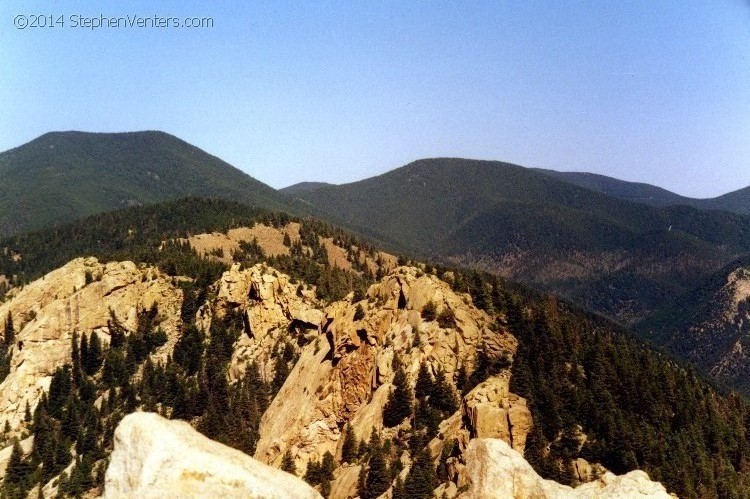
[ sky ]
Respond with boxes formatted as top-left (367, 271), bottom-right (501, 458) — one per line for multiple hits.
top-left (1, 1), bottom-right (749, 198)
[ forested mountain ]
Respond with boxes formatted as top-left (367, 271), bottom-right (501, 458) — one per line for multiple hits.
top-left (282, 158), bottom-right (750, 328)
top-left (0, 198), bottom-right (749, 498)
top-left (0, 131), bottom-right (297, 237)
top-left (535, 169), bottom-right (750, 216)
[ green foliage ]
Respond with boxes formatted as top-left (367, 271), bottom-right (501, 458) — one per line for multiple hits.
top-left (403, 444), bottom-right (436, 499)
top-left (281, 451), bottom-right (297, 475)
top-left (383, 356), bottom-right (413, 428)
top-left (341, 424), bottom-right (358, 463)
top-left (436, 308), bottom-right (456, 329)
top-left (358, 431), bottom-right (390, 499)
top-left (172, 325), bottom-right (204, 376)
top-left (414, 362), bottom-right (435, 400)
top-left (4, 313), bottom-right (14, 347)
top-left (353, 304), bottom-right (365, 321)
top-left (421, 300), bottom-right (437, 322)
top-left (0, 131), bottom-right (297, 237)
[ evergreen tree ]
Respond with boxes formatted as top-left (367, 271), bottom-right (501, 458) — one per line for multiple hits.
top-left (403, 445), bottom-right (436, 499)
top-left (383, 356), bottom-right (413, 427)
top-left (360, 431), bottom-right (389, 499)
top-left (414, 361), bottom-right (435, 400)
top-left (5, 440), bottom-right (32, 495)
top-left (429, 367), bottom-right (458, 415)
top-left (341, 424), bottom-right (358, 463)
top-left (4, 312), bottom-right (14, 347)
top-left (421, 301), bottom-right (437, 322)
top-left (84, 332), bottom-right (103, 375)
top-left (353, 304), bottom-right (366, 321)
top-left (173, 324), bottom-right (204, 376)
top-left (281, 450), bottom-right (297, 475)
top-left (391, 476), bottom-right (407, 499)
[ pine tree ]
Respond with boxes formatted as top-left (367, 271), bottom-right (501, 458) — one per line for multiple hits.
top-left (414, 361), bottom-right (435, 400)
top-left (341, 424), bottom-right (358, 463)
top-left (5, 440), bottom-right (31, 491)
top-left (421, 301), bottom-right (437, 322)
top-left (353, 304), bottom-right (366, 321)
top-left (403, 445), bottom-right (436, 499)
top-left (391, 476), bottom-right (407, 499)
top-left (383, 356), bottom-right (413, 427)
top-left (360, 431), bottom-right (389, 499)
top-left (320, 451), bottom-right (336, 482)
top-left (85, 332), bottom-right (103, 375)
top-left (4, 313), bottom-right (14, 347)
top-left (281, 450), bottom-right (297, 475)
top-left (430, 367), bottom-right (458, 415)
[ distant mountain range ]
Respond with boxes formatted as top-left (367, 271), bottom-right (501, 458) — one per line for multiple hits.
top-left (283, 158), bottom-right (750, 327)
top-left (534, 169), bottom-right (750, 216)
top-left (0, 131), bottom-right (296, 237)
top-left (3, 132), bottom-right (750, 393)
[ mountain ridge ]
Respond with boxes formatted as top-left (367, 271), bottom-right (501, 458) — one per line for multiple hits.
top-left (0, 130), bottom-right (298, 237)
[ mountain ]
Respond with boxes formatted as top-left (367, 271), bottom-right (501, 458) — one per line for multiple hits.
top-left (535, 169), bottom-right (750, 216)
top-left (282, 158), bottom-right (750, 326)
top-left (636, 257), bottom-right (750, 393)
top-left (533, 169), bottom-right (694, 207)
top-left (281, 182), bottom-right (335, 196)
top-left (701, 186), bottom-right (750, 216)
top-left (0, 198), bottom-right (748, 498)
top-left (0, 131), bottom-right (297, 237)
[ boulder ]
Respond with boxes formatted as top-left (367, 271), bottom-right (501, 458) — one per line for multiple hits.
top-left (461, 438), bottom-right (673, 499)
top-left (103, 412), bottom-right (322, 499)
top-left (463, 376), bottom-right (532, 452)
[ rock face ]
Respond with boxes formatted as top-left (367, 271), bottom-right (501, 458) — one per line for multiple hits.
top-left (252, 266), bottom-right (520, 475)
top-left (200, 263), bottom-right (324, 384)
top-left (463, 375), bottom-right (532, 452)
top-left (675, 266), bottom-right (750, 390)
top-left (0, 257), bottom-right (183, 430)
top-left (461, 438), bottom-right (673, 499)
top-left (103, 412), bottom-right (322, 499)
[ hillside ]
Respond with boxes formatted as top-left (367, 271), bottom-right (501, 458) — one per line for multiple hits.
top-left (0, 200), bottom-right (748, 498)
top-left (0, 131), bottom-right (296, 237)
top-left (283, 158), bottom-right (750, 326)
top-left (536, 169), bottom-right (750, 216)
top-left (281, 182), bottom-right (335, 196)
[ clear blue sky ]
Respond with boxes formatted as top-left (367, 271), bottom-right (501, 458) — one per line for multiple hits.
top-left (1, 1), bottom-right (748, 197)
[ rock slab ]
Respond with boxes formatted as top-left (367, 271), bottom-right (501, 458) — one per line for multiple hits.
top-left (462, 438), bottom-right (673, 499)
top-left (103, 412), bottom-right (322, 499)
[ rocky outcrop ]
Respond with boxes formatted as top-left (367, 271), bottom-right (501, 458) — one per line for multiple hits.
top-left (463, 375), bottom-right (532, 452)
top-left (0, 257), bottom-right (183, 430)
top-left (252, 266), bottom-right (519, 489)
top-left (202, 263), bottom-right (323, 383)
top-left (460, 438), bottom-right (673, 499)
top-left (103, 412), bottom-right (322, 499)
top-left (662, 265), bottom-right (750, 393)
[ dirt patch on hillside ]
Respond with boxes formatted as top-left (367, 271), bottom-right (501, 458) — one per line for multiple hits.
top-left (184, 223), bottom-right (302, 263)
top-left (321, 238), bottom-right (352, 271)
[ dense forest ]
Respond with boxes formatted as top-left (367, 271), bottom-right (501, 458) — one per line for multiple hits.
top-left (1, 198), bottom-right (750, 498)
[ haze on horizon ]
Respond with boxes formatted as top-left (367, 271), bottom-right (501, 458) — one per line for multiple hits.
top-left (1, 1), bottom-right (748, 198)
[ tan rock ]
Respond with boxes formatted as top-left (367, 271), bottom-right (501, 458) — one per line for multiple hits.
top-left (104, 412), bottom-right (322, 499)
top-left (0, 258), bottom-right (182, 430)
top-left (573, 457), bottom-right (606, 484)
top-left (463, 376), bottom-right (532, 452)
top-left (329, 464), bottom-right (362, 499)
top-left (460, 438), bottom-right (672, 499)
